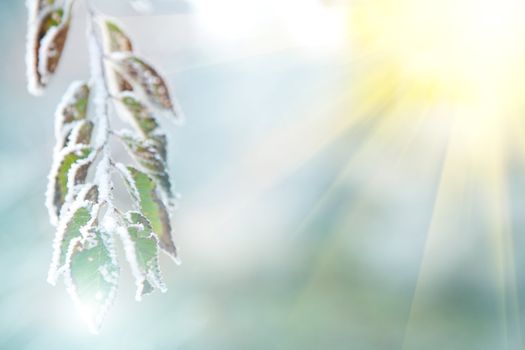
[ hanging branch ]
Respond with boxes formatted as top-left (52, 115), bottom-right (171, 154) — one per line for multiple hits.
top-left (26, 0), bottom-right (182, 333)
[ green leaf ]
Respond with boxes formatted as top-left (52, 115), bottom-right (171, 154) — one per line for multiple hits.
top-left (118, 93), bottom-right (159, 137)
top-left (116, 55), bottom-right (179, 117)
top-left (57, 81), bottom-right (90, 127)
top-left (98, 18), bottom-right (135, 97)
top-left (48, 184), bottom-right (99, 285)
top-left (55, 81), bottom-right (90, 148)
top-left (119, 132), bottom-right (172, 200)
top-left (47, 146), bottom-right (93, 223)
top-left (65, 227), bottom-right (119, 334)
top-left (121, 211), bottom-right (166, 300)
top-left (118, 165), bottom-right (178, 261)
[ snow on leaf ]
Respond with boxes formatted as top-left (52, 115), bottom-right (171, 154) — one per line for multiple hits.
top-left (65, 227), bottom-right (119, 334)
top-left (113, 54), bottom-right (181, 119)
top-left (48, 184), bottom-right (99, 285)
top-left (46, 145), bottom-right (93, 225)
top-left (120, 211), bottom-right (166, 300)
top-left (117, 165), bottom-right (178, 262)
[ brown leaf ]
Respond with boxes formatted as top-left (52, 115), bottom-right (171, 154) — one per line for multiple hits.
top-left (70, 120), bottom-right (94, 146)
top-left (118, 165), bottom-right (178, 261)
top-left (28, 5), bottom-right (72, 93)
top-left (39, 20), bottom-right (70, 84)
top-left (115, 55), bottom-right (179, 116)
top-left (120, 132), bottom-right (172, 199)
top-left (58, 81), bottom-right (90, 125)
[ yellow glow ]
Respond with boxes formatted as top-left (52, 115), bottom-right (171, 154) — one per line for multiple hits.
top-left (347, 1), bottom-right (525, 346)
top-left (352, 0), bottom-right (525, 105)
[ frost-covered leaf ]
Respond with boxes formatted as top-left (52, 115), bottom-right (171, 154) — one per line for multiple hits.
top-left (38, 12), bottom-right (71, 87)
top-left (54, 81), bottom-right (91, 151)
top-left (26, 2), bottom-right (72, 94)
top-left (48, 184), bottom-right (99, 284)
top-left (97, 18), bottom-right (135, 97)
top-left (47, 146), bottom-right (94, 224)
top-left (120, 211), bottom-right (166, 300)
top-left (118, 93), bottom-right (159, 137)
top-left (65, 227), bottom-right (119, 334)
top-left (100, 19), bottom-right (133, 53)
top-left (119, 131), bottom-right (172, 200)
top-left (56, 81), bottom-right (90, 127)
top-left (118, 165), bottom-right (178, 261)
top-left (69, 120), bottom-right (94, 146)
top-left (26, 0), bottom-right (56, 94)
top-left (114, 54), bottom-right (180, 118)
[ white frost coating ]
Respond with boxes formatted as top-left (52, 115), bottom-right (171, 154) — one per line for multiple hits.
top-left (115, 127), bottom-right (140, 141)
top-left (87, 22), bottom-right (109, 150)
top-left (47, 183), bottom-right (100, 285)
top-left (61, 150), bottom-right (97, 217)
top-left (54, 80), bottom-right (86, 138)
top-left (117, 213), bottom-right (166, 301)
top-left (26, 0), bottom-right (43, 95)
top-left (115, 162), bottom-right (141, 210)
top-left (27, 0), bottom-right (73, 94)
top-left (67, 119), bottom-right (91, 145)
top-left (45, 143), bottom-right (91, 226)
top-left (94, 154), bottom-right (112, 204)
top-left (116, 128), bottom-right (175, 209)
top-left (37, 23), bottom-right (62, 86)
top-left (63, 230), bottom-right (119, 334)
top-left (62, 235), bottom-right (82, 286)
top-left (116, 224), bottom-right (147, 300)
top-left (48, 80), bottom-right (93, 226)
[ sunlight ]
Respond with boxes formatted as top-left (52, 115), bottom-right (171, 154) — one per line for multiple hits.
top-left (278, 0), bottom-right (348, 52)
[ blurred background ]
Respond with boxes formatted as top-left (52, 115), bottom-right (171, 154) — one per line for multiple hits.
top-left (2, 0), bottom-right (525, 349)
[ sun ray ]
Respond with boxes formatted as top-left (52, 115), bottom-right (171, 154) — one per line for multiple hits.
top-left (402, 100), bottom-right (523, 350)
